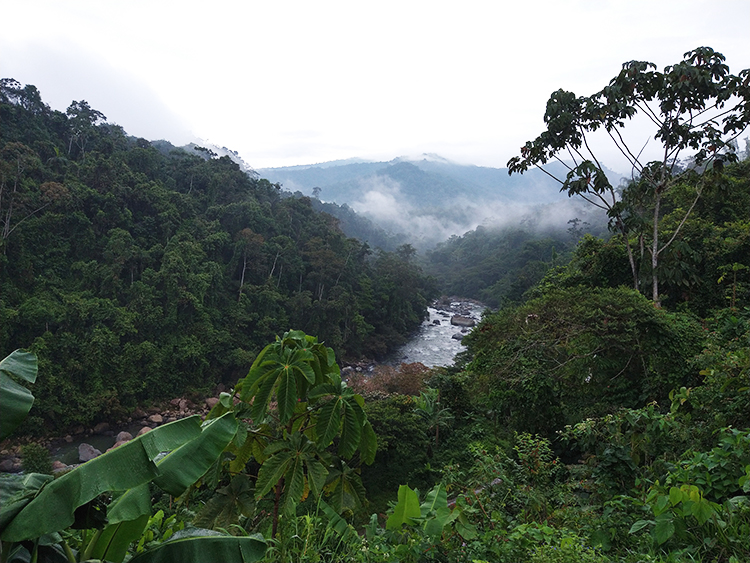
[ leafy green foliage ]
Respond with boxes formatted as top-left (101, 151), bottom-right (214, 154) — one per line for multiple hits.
top-left (461, 286), bottom-right (703, 436)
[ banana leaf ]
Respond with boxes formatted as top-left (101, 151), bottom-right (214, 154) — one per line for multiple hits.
top-left (127, 535), bottom-right (266, 563)
top-left (0, 350), bottom-right (38, 440)
top-left (1, 416), bottom-right (204, 542)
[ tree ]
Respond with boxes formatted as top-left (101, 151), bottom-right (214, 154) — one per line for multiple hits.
top-left (209, 330), bottom-right (377, 538)
top-left (66, 99), bottom-right (106, 158)
top-left (508, 47), bottom-right (750, 305)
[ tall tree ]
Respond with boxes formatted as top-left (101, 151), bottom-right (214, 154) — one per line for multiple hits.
top-left (508, 47), bottom-right (750, 305)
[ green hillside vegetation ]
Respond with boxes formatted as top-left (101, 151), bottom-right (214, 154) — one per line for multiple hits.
top-left (0, 78), bottom-right (435, 433)
top-left (1, 47), bottom-right (750, 563)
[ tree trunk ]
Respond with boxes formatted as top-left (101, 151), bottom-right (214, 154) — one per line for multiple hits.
top-left (651, 191), bottom-right (661, 307)
top-left (271, 477), bottom-right (284, 538)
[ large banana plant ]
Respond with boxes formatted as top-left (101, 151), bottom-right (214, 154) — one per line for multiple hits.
top-left (0, 391), bottom-right (266, 563)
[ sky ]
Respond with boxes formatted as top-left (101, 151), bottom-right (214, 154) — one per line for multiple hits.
top-left (2, 0), bottom-right (749, 173)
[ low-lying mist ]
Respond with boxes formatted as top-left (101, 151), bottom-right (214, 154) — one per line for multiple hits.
top-left (347, 176), bottom-right (607, 249)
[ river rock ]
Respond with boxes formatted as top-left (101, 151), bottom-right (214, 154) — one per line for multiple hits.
top-left (93, 422), bottom-right (110, 434)
top-left (107, 440), bottom-right (129, 452)
top-left (116, 431), bottom-right (133, 442)
top-left (137, 426), bottom-right (152, 436)
top-left (0, 459), bottom-right (14, 472)
top-left (206, 397), bottom-right (220, 409)
top-left (132, 407), bottom-right (147, 419)
top-left (52, 460), bottom-right (69, 472)
top-left (79, 443), bottom-right (102, 462)
top-left (147, 414), bottom-right (163, 424)
top-left (452, 333), bottom-right (464, 341)
top-left (432, 319), bottom-right (441, 325)
top-left (450, 315), bottom-right (475, 327)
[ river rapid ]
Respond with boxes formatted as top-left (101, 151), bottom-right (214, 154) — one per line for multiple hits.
top-left (386, 298), bottom-right (487, 368)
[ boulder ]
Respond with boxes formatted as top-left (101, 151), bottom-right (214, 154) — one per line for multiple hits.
top-left (205, 397), bottom-right (220, 409)
top-left (450, 315), bottom-right (475, 327)
top-left (52, 460), bottom-right (69, 472)
top-left (64, 435), bottom-right (73, 443)
top-left (452, 333), bottom-right (464, 341)
top-left (147, 414), bottom-right (163, 425)
top-left (107, 440), bottom-right (129, 452)
top-left (116, 431), bottom-right (133, 442)
top-left (432, 319), bottom-right (441, 325)
top-left (137, 426), bottom-right (152, 436)
top-left (93, 422), bottom-right (110, 434)
top-left (78, 443), bottom-right (102, 462)
top-left (0, 459), bottom-right (14, 472)
top-left (132, 407), bottom-right (147, 419)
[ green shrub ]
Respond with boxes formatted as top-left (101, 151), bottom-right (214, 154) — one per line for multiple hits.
top-left (20, 442), bottom-right (52, 474)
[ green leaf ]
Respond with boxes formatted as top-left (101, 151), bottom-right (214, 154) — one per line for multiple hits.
top-left (316, 398), bottom-right (342, 447)
top-left (255, 451), bottom-right (292, 499)
top-left (691, 498), bottom-right (715, 525)
top-left (359, 421), bottom-right (377, 465)
top-left (153, 413), bottom-right (238, 497)
top-left (128, 535), bottom-right (266, 563)
top-left (276, 365), bottom-right (298, 424)
top-left (629, 519), bottom-right (653, 534)
top-left (88, 514), bottom-right (149, 563)
top-left (0, 350), bottom-right (38, 440)
top-left (669, 486), bottom-right (683, 506)
top-left (318, 499), bottom-right (354, 539)
top-left (338, 402), bottom-right (361, 459)
top-left (421, 484), bottom-right (448, 517)
top-left (107, 484), bottom-right (152, 524)
top-left (653, 513), bottom-right (675, 545)
top-left (0, 473), bottom-right (53, 534)
top-left (653, 494), bottom-right (670, 516)
top-left (386, 485), bottom-right (421, 530)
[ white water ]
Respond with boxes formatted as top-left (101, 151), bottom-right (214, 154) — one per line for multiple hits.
top-left (387, 300), bottom-right (487, 368)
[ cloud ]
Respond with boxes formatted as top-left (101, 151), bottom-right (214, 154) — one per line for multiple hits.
top-left (1, 40), bottom-right (196, 144)
top-left (349, 176), bottom-right (605, 248)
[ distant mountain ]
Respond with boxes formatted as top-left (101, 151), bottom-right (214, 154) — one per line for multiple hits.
top-left (259, 155), bottom-right (614, 249)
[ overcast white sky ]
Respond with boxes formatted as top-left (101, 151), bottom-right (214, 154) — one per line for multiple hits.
top-left (2, 0), bottom-right (749, 172)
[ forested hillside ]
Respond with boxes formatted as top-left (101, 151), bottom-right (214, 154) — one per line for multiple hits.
top-left (0, 79), bottom-right (435, 431)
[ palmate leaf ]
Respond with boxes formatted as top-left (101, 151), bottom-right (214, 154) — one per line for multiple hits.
top-left (0, 349), bottom-right (38, 440)
top-left (127, 535), bottom-right (266, 563)
top-left (325, 459), bottom-right (367, 513)
top-left (194, 475), bottom-right (255, 530)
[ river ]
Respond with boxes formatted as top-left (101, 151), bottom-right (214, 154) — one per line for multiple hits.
top-left (386, 299), bottom-right (487, 368)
